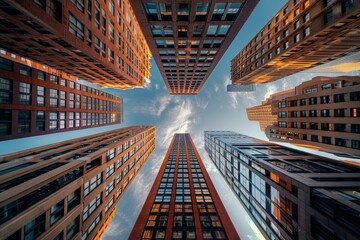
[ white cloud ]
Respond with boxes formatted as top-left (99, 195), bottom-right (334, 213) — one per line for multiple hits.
top-left (155, 84), bottom-right (159, 90)
top-left (160, 99), bottom-right (194, 147)
top-left (144, 81), bottom-right (152, 89)
top-left (155, 95), bottom-right (172, 116)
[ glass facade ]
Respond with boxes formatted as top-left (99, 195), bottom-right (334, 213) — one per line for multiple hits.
top-left (205, 131), bottom-right (360, 240)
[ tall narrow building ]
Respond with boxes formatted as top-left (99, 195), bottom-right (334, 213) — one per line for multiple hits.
top-left (247, 90), bottom-right (294, 132)
top-left (0, 51), bottom-right (122, 141)
top-left (130, 134), bottom-right (239, 240)
top-left (247, 76), bottom-right (360, 156)
top-left (0, 0), bottom-right (152, 89)
top-left (132, 0), bottom-right (259, 94)
top-left (231, 0), bottom-right (360, 88)
top-left (0, 126), bottom-right (155, 240)
top-left (205, 131), bottom-right (360, 240)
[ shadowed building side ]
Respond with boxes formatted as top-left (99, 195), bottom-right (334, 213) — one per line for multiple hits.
top-left (0, 126), bottom-right (155, 240)
top-left (132, 0), bottom-right (259, 94)
top-left (0, 0), bottom-right (152, 89)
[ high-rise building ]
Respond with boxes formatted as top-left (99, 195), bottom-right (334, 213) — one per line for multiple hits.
top-left (0, 0), bottom-right (152, 89)
top-left (130, 133), bottom-right (239, 240)
top-left (0, 51), bottom-right (122, 141)
top-left (205, 131), bottom-right (360, 240)
top-left (231, 0), bottom-right (360, 87)
top-left (0, 126), bottom-right (155, 240)
top-left (247, 76), bottom-right (360, 156)
top-left (247, 90), bottom-right (294, 131)
top-left (132, 1), bottom-right (259, 94)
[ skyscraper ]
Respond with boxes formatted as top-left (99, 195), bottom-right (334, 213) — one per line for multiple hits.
top-left (130, 133), bottom-right (239, 240)
top-left (132, 0), bottom-right (259, 94)
top-left (246, 90), bottom-right (295, 131)
top-left (0, 0), bottom-right (152, 89)
top-left (0, 126), bottom-right (155, 240)
top-left (205, 131), bottom-right (360, 240)
top-left (0, 51), bottom-right (122, 141)
top-left (231, 0), bottom-right (360, 87)
top-left (247, 76), bottom-right (360, 156)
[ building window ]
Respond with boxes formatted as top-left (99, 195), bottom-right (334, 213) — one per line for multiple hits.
top-left (304, 0), bottom-right (310, 8)
top-left (105, 180), bottom-right (114, 196)
top-left (294, 20), bottom-right (300, 30)
top-left (50, 200), bottom-right (64, 225)
top-left (84, 173), bottom-right (102, 196)
top-left (49, 74), bottom-right (58, 84)
top-left (303, 12), bottom-right (310, 23)
top-left (351, 108), bottom-right (360, 117)
top-left (195, 3), bottom-right (209, 21)
top-left (69, 13), bottom-right (84, 41)
top-left (352, 140), bottom-right (360, 149)
top-left (351, 124), bottom-right (360, 134)
top-left (36, 86), bottom-right (45, 106)
top-left (324, 11), bottom-right (333, 24)
top-left (0, 77), bottom-right (12, 104)
top-left (19, 82), bottom-right (31, 105)
top-left (350, 91), bottom-right (360, 101)
top-left (276, 47), bottom-right (280, 54)
top-left (311, 135), bottom-right (318, 142)
top-left (335, 138), bottom-right (346, 147)
top-left (105, 197), bottom-right (114, 212)
top-left (68, 189), bottom-right (80, 212)
top-left (334, 124), bottom-right (346, 132)
top-left (342, 0), bottom-right (353, 13)
top-left (83, 193), bottom-right (101, 221)
top-left (36, 111), bottom-right (45, 132)
top-left (309, 97), bottom-right (317, 105)
top-left (71, 0), bottom-right (84, 12)
top-left (59, 112), bottom-right (66, 129)
top-left (0, 109), bottom-right (11, 136)
top-left (18, 110), bottom-right (31, 134)
top-left (19, 65), bottom-right (31, 76)
top-left (322, 137), bottom-right (331, 144)
top-left (82, 213), bottom-right (101, 240)
top-left (334, 93), bottom-right (345, 103)
top-left (106, 148), bottom-right (115, 161)
top-left (94, 36), bottom-right (106, 57)
top-left (0, 57), bottom-right (13, 71)
top-left (60, 91), bottom-right (66, 108)
top-left (66, 216), bottom-right (79, 240)
top-left (36, 70), bottom-right (45, 81)
top-left (309, 110), bottom-right (317, 117)
top-left (321, 109), bottom-right (330, 117)
top-left (49, 112), bottom-right (58, 130)
top-left (334, 109), bottom-right (345, 117)
top-left (177, 3), bottom-right (189, 21)
top-left (50, 89), bottom-right (58, 107)
top-left (106, 164), bottom-right (115, 178)
top-left (24, 214), bottom-right (45, 240)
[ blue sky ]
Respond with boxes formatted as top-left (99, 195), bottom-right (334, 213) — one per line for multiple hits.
top-left (1, 0), bottom-right (360, 239)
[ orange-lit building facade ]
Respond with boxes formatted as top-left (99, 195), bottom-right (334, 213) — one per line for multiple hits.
top-left (0, 51), bottom-right (122, 141)
top-left (0, 0), bottom-right (151, 89)
top-left (130, 134), bottom-right (239, 240)
top-left (266, 76), bottom-right (360, 155)
top-left (0, 126), bottom-right (155, 240)
top-left (231, 0), bottom-right (360, 86)
top-left (131, 0), bottom-right (259, 94)
top-left (248, 76), bottom-right (360, 156)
